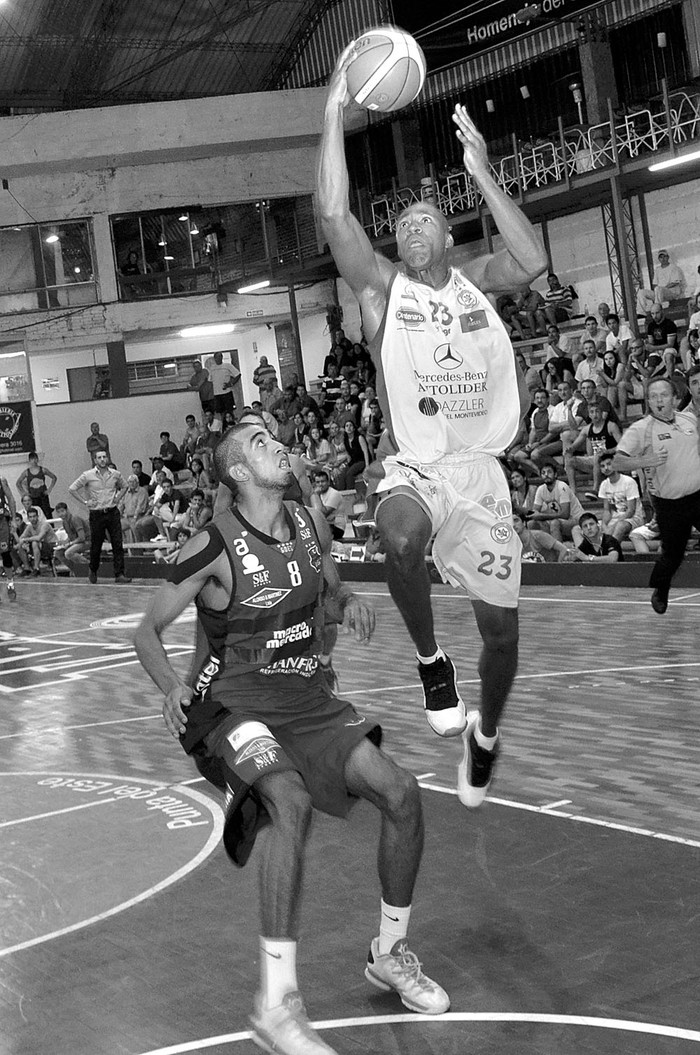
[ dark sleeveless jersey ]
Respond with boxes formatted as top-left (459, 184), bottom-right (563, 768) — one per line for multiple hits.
top-left (194, 502), bottom-right (323, 688)
top-left (586, 419), bottom-right (617, 456)
top-left (0, 484), bottom-right (11, 519)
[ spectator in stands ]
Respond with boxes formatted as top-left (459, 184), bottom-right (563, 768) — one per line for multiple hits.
top-left (172, 488), bottom-right (212, 536)
top-left (688, 266), bottom-right (700, 315)
top-left (85, 421), bottom-right (110, 465)
top-left (575, 511), bottom-right (623, 563)
top-left (543, 324), bottom-right (575, 369)
top-left (597, 451), bottom-right (644, 544)
top-left (290, 412), bottom-right (307, 447)
top-left (580, 315), bottom-right (607, 355)
top-left (515, 350), bottom-right (543, 401)
top-left (637, 250), bottom-right (686, 314)
top-left (194, 409), bottom-right (222, 469)
top-left (511, 388), bottom-right (552, 475)
top-left (295, 384), bottom-right (321, 419)
top-left (532, 462), bottom-right (585, 542)
top-left (131, 459), bottom-right (151, 488)
top-left (497, 293), bottom-right (526, 340)
top-left (542, 357), bottom-right (575, 402)
top-left (618, 338), bottom-right (648, 418)
top-left (339, 379), bottom-right (361, 424)
top-left (687, 293), bottom-right (700, 333)
top-left (644, 304), bottom-right (678, 354)
top-left (304, 410), bottom-right (323, 438)
top-left (680, 328), bottom-right (700, 371)
top-left (597, 350), bottom-right (625, 407)
top-left (16, 506), bottom-right (56, 575)
top-left (188, 360), bottom-right (214, 414)
top-left (321, 361), bottom-right (343, 417)
top-left (273, 407), bottom-right (295, 448)
top-left (577, 377), bottom-right (621, 429)
top-left (509, 469), bottom-right (538, 519)
top-left (309, 469), bottom-right (345, 540)
top-left (19, 493), bottom-right (47, 526)
top-left (187, 457), bottom-right (216, 503)
top-left (323, 328), bottom-right (348, 375)
top-left (338, 341), bottom-right (361, 380)
top-left (512, 510), bottom-right (572, 562)
top-left (359, 384), bottom-right (377, 430)
top-left (250, 400), bottom-right (278, 436)
top-left (154, 527), bottom-right (191, 565)
top-left (544, 272), bottom-right (577, 324)
top-left (364, 398), bottom-right (384, 454)
top-left (302, 426), bottom-right (333, 472)
top-left (119, 474), bottom-right (149, 542)
top-left (180, 414), bottom-right (203, 466)
top-left (575, 338), bottom-right (605, 391)
top-left (135, 478), bottom-right (180, 542)
top-left (208, 351), bottom-right (239, 421)
top-left (53, 501), bottom-right (90, 565)
top-left (279, 383), bottom-right (302, 419)
top-left (564, 397), bottom-right (622, 498)
top-left (148, 456), bottom-right (174, 489)
top-left (596, 302), bottom-right (611, 328)
top-left (260, 376), bottom-right (283, 416)
top-left (531, 380), bottom-right (586, 468)
top-left (354, 341), bottom-right (375, 387)
top-left (605, 313), bottom-right (633, 363)
top-left (158, 431), bottom-right (185, 473)
top-left (252, 356), bottom-right (278, 394)
top-left (327, 419), bottom-right (350, 480)
top-left (16, 451), bottom-right (57, 518)
top-left (515, 286), bottom-right (547, 336)
top-left (338, 419), bottom-right (371, 493)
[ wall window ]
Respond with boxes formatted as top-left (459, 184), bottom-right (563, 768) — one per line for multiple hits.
top-left (0, 220), bottom-right (98, 315)
top-left (111, 197), bottom-right (314, 302)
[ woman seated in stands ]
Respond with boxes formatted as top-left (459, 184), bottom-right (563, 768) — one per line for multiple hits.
top-left (542, 357), bottom-right (575, 402)
top-left (301, 425), bottom-right (332, 473)
top-left (680, 328), bottom-right (700, 371)
top-left (327, 419), bottom-right (351, 488)
top-left (187, 456), bottom-right (216, 503)
top-left (336, 419), bottom-right (371, 494)
top-left (509, 468), bottom-right (539, 519)
top-left (597, 350), bottom-right (624, 407)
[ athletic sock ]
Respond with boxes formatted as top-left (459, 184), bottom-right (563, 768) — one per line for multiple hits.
top-left (474, 717), bottom-right (498, 752)
top-left (259, 937), bottom-right (298, 1009)
top-left (416, 646), bottom-right (445, 666)
top-left (378, 900), bottom-right (411, 955)
top-left (318, 654), bottom-right (332, 666)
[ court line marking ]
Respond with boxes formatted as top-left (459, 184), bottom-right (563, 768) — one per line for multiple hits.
top-left (132, 1012), bottom-right (700, 1054)
top-left (0, 714), bottom-right (162, 740)
top-left (0, 648), bottom-right (193, 695)
top-left (0, 773), bottom-right (224, 959)
top-left (341, 660), bottom-right (700, 696)
top-left (419, 782), bottom-right (700, 850)
top-left (0, 797), bottom-right (118, 829)
top-left (350, 591), bottom-right (700, 607)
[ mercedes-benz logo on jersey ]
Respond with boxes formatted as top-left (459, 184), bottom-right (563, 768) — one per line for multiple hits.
top-left (433, 344), bottom-right (463, 371)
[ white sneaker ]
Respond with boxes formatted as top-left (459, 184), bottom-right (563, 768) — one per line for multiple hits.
top-left (250, 991), bottom-right (338, 1055)
top-left (457, 713), bottom-right (500, 808)
top-left (417, 653), bottom-right (466, 737)
top-left (365, 937), bottom-right (450, 1014)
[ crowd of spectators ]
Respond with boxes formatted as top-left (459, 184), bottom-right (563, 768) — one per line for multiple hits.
top-left (4, 273), bottom-right (700, 579)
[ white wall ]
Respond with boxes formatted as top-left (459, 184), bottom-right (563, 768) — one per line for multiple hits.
top-left (637, 177), bottom-right (700, 290)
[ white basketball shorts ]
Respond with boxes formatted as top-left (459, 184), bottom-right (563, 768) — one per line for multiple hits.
top-left (375, 452), bottom-right (522, 607)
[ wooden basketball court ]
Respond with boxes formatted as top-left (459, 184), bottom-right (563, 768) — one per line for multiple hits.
top-left (2, 577), bottom-right (700, 1055)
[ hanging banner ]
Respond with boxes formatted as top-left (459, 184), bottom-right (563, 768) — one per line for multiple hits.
top-left (417, 0), bottom-right (603, 69)
top-left (0, 401), bottom-right (36, 455)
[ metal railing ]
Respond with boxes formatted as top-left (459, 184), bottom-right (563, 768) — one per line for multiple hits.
top-left (368, 87), bottom-right (700, 237)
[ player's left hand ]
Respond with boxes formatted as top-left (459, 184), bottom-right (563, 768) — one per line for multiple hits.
top-left (343, 596), bottom-right (375, 643)
top-left (452, 104), bottom-right (489, 178)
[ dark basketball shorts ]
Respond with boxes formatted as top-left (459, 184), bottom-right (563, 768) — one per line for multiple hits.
top-left (203, 687), bottom-right (381, 819)
top-left (0, 518), bottom-right (10, 553)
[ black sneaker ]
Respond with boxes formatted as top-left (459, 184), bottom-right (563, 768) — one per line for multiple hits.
top-left (417, 654), bottom-right (466, 737)
top-left (457, 713), bottom-right (499, 808)
top-left (7, 583), bottom-right (16, 602)
top-left (651, 588), bottom-right (668, 614)
top-left (88, 571), bottom-right (97, 584)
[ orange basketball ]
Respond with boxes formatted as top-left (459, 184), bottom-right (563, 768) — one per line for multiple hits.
top-left (347, 26), bottom-right (426, 113)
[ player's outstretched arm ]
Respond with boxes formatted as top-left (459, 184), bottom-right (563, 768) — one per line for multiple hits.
top-left (309, 507), bottom-right (375, 643)
top-left (134, 530), bottom-right (225, 735)
top-left (317, 44), bottom-right (392, 313)
top-left (452, 104), bottom-right (547, 292)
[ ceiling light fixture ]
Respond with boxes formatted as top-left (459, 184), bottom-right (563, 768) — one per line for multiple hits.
top-left (237, 278), bottom-right (271, 294)
top-left (45, 233), bottom-right (59, 244)
top-left (648, 149), bottom-right (700, 172)
top-left (179, 323), bottom-right (236, 338)
top-left (190, 225), bottom-right (199, 236)
top-left (178, 213), bottom-right (189, 221)
top-left (164, 254), bottom-right (174, 260)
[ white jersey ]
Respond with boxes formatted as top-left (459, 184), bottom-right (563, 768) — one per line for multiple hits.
top-left (371, 268), bottom-right (520, 463)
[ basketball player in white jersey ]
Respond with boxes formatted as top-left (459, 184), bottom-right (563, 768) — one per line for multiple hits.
top-left (318, 45), bottom-right (547, 806)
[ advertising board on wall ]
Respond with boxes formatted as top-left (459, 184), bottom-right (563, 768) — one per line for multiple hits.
top-left (0, 401), bottom-right (36, 455)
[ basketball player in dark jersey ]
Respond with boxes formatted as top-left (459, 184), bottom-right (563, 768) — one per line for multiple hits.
top-left (318, 46), bottom-right (547, 806)
top-left (0, 476), bottom-right (17, 601)
top-left (135, 422), bottom-right (449, 1055)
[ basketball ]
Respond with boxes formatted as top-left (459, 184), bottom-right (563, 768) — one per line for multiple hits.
top-left (347, 27), bottom-right (426, 113)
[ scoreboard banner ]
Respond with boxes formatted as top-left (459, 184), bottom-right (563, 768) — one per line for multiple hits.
top-left (0, 401), bottom-right (36, 455)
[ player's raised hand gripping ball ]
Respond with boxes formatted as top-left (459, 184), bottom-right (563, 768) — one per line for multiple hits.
top-left (346, 26), bottom-right (426, 113)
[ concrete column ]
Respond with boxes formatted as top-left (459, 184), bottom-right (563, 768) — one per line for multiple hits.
top-left (578, 19), bottom-right (619, 126)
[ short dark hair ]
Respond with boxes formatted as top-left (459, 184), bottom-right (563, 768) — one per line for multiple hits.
top-left (584, 315), bottom-right (597, 325)
top-left (54, 502), bottom-right (68, 512)
top-left (599, 451), bottom-right (615, 465)
top-left (28, 450), bottom-right (38, 459)
top-left (190, 488), bottom-right (205, 500)
top-left (687, 364), bottom-right (700, 380)
top-left (606, 313), bottom-right (619, 325)
top-left (160, 431), bottom-right (170, 438)
top-left (579, 512), bottom-right (598, 526)
top-left (312, 469), bottom-right (330, 483)
top-left (213, 422), bottom-right (258, 491)
top-left (132, 459), bottom-right (143, 469)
